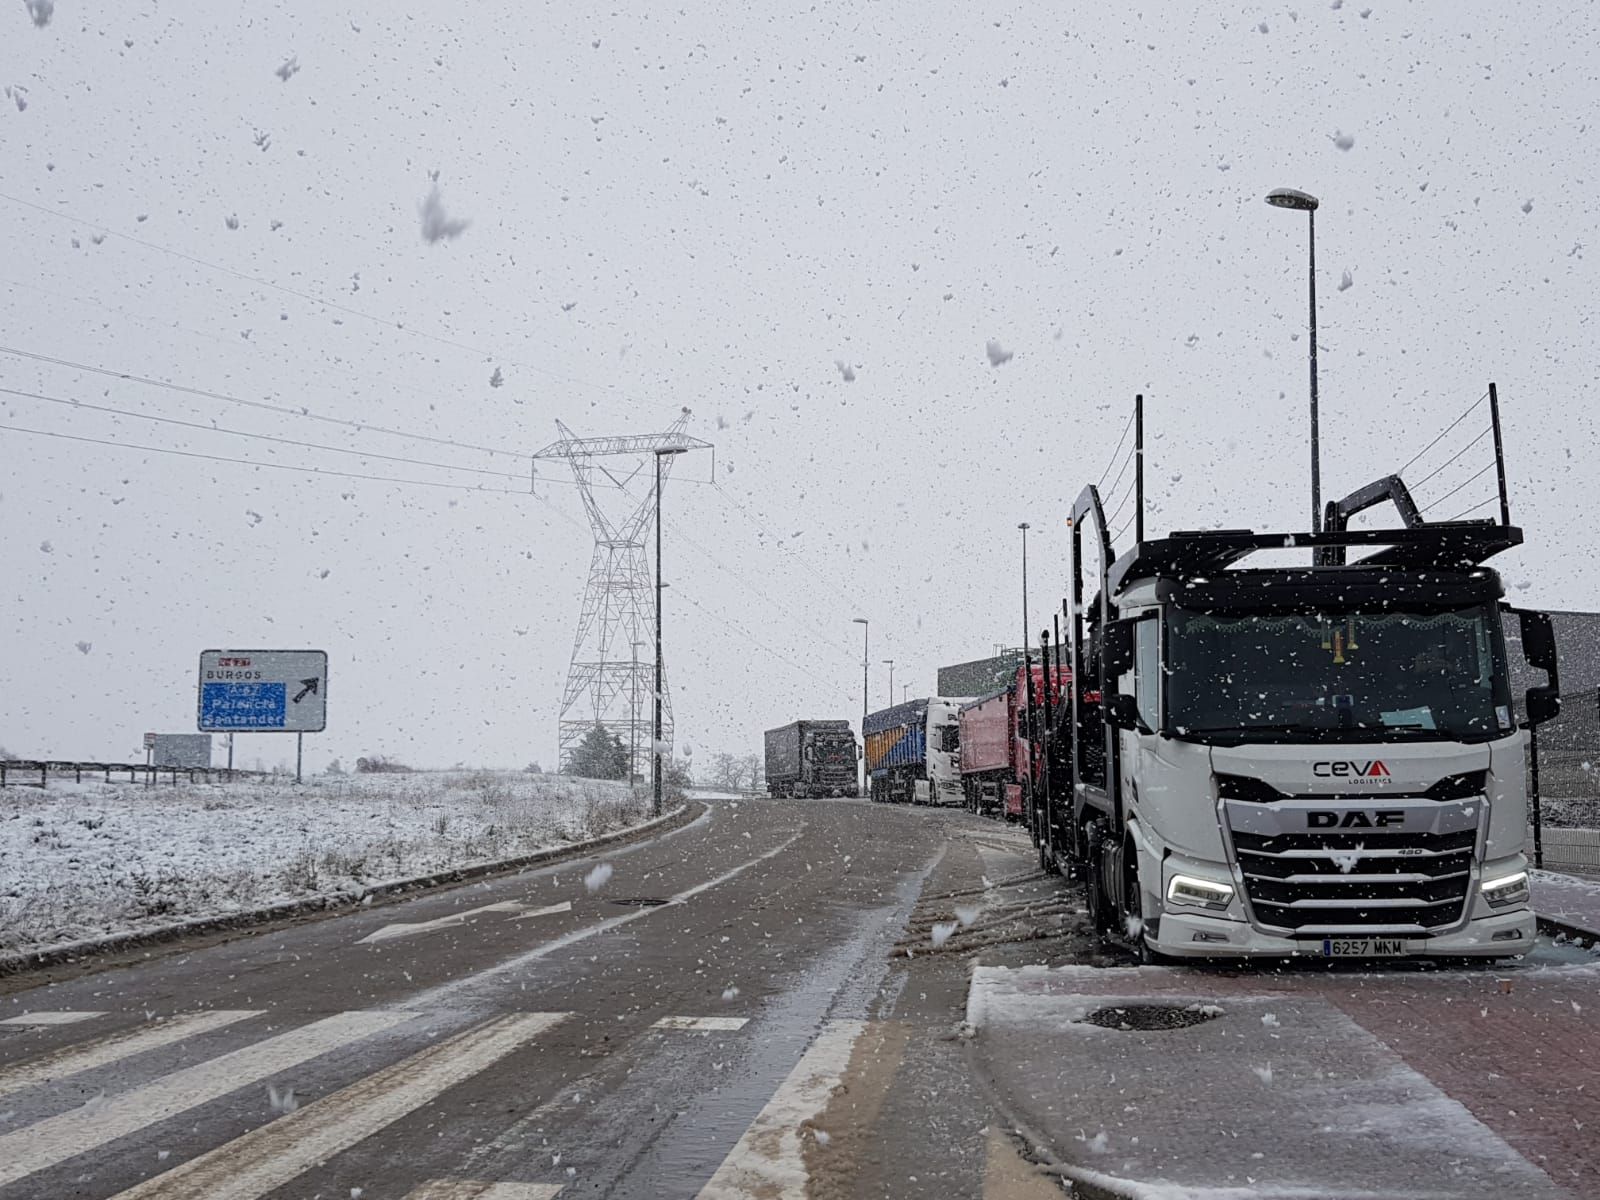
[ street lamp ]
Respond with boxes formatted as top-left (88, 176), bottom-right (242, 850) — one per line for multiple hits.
top-left (852, 617), bottom-right (869, 795)
top-left (1018, 522), bottom-right (1031, 658)
top-left (653, 446), bottom-right (688, 817)
top-left (1266, 186), bottom-right (1322, 532)
top-left (883, 659), bottom-right (895, 707)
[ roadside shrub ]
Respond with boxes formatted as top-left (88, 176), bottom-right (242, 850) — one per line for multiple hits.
top-left (356, 756), bottom-right (412, 774)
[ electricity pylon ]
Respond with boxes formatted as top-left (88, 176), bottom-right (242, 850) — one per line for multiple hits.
top-left (533, 415), bottom-right (711, 776)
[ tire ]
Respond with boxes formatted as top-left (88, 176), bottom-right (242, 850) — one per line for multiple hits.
top-left (1083, 824), bottom-right (1110, 934)
top-left (1124, 846), bottom-right (1160, 964)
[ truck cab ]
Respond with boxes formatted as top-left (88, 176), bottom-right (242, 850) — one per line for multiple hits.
top-left (1057, 484), bottom-right (1560, 961)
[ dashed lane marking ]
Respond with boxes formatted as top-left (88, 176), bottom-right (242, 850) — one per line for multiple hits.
top-left (694, 1019), bottom-right (868, 1199)
top-left (108, 1012), bottom-right (571, 1200)
top-left (0, 1009), bottom-right (261, 1100)
top-left (651, 1016), bottom-right (749, 1032)
top-left (396, 833), bottom-right (804, 1011)
top-left (359, 899), bottom-right (571, 944)
top-left (0, 1009), bottom-right (414, 1189)
top-left (0, 1010), bottom-right (105, 1026)
top-left (403, 1182), bottom-right (564, 1199)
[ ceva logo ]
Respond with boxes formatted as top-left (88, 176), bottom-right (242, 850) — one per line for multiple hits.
top-left (1312, 760), bottom-right (1390, 779)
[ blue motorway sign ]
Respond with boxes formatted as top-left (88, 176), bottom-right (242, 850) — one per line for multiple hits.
top-left (201, 681), bottom-right (287, 729)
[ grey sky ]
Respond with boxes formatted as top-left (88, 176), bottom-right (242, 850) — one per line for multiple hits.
top-left (2, 1), bottom-right (1595, 769)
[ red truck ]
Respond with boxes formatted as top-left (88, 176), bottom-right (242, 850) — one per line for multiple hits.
top-left (957, 662), bottom-right (1071, 819)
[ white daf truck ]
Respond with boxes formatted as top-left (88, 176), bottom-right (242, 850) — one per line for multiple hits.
top-left (1045, 473), bottom-right (1560, 961)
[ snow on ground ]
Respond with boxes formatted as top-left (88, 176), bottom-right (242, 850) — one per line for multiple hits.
top-left (0, 771), bottom-right (650, 956)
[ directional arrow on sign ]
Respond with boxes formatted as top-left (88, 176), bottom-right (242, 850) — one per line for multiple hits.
top-left (357, 899), bottom-right (571, 945)
top-left (292, 677), bottom-right (320, 704)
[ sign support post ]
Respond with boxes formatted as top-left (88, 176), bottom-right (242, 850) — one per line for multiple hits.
top-left (296, 732), bottom-right (303, 785)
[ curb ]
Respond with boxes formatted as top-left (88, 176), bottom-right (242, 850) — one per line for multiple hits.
top-left (1536, 913), bottom-right (1600, 950)
top-left (0, 801), bottom-right (699, 979)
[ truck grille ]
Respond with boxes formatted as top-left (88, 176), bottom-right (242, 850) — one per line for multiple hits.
top-left (1230, 827), bottom-right (1475, 935)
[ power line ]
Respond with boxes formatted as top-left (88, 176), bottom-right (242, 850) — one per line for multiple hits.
top-left (0, 421), bottom-right (527, 494)
top-left (1409, 425), bottom-right (1493, 493)
top-left (0, 344), bottom-right (515, 459)
top-left (0, 385), bottom-right (530, 481)
top-left (712, 481), bottom-right (874, 608)
top-left (1443, 495), bottom-right (1499, 524)
top-left (1419, 461), bottom-right (1497, 515)
top-left (2, 275), bottom-right (525, 423)
top-left (1097, 407), bottom-right (1136, 489)
top-left (1397, 391), bottom-right (1489, 477)
top-left (669, 585), bottom-right (844, 692)
top-left (0, 190), bottom-right (633, 401)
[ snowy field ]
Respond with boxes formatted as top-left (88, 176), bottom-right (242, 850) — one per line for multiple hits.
top-left (0, 771), bottom-right (651, 957)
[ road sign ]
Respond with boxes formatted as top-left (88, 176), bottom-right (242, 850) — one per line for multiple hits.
top-left (197, 649), bottom-right (328, 733)
top-left (143, 731), bottom-right (156, 749)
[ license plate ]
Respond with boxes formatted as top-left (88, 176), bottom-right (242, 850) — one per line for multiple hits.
top-left (1322, 938), bottom-right (1409, 957)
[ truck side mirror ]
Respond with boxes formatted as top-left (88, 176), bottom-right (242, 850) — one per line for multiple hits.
top-left (1526, 686), bottom-right (1560, 728)
top-left (1105, 692), bottom-right (1141, 731)
top-left (1517, 609), bottom-right (1558, 675)
top-left (1512, 609), bottom-right (1561, 728)
top-left (1103, 619), bottom-right (1136, 678)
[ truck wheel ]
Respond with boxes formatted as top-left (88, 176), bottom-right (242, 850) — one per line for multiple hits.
top-left (1124, 853), bottom-right (1159, 964)
top-left (1083, 823), bottom-right (1109, 934)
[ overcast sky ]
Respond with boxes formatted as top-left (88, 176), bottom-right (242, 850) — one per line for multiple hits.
top-left (2, 1), bottom-right (1595, 771)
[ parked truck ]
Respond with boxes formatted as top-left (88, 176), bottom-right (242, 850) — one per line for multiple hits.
top-left (1044, 466), bottom-right (1560, 962)
top-left (764, 720), bottom-right (859, 798)
top-left (958, 662), bottom-right (1072, 819)
top-left (864, 697), bottom-right (968, 805)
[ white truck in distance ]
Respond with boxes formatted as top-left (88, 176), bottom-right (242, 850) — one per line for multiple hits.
top-left (1047, 474), bottom-right (1560, 961)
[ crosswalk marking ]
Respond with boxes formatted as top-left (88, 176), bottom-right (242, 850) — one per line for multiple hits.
top-left (0, 1010), bottom-right (105, 1026)
top-left (0, 1009), bottom-right (412, 1188)
top-left (109, 1012), bottom-right (571, 1200)
top-left (651, 1016), bottom-right (749, 1032)
top-left (695, 1019), bottom-right (867, 1199)
top-left (0, 1009), bottom-right (261, 1100)
top-left (404, 1182), bottom-right (564, 1199)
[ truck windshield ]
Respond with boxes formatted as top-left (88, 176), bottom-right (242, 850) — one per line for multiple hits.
top-left (817, 739), bottom-right (855, 764)
top-left (1165, 604), bottom-right (1513, 742)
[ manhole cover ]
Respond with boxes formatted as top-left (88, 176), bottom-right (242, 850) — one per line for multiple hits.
top-left (1079, 1003), bottom-right (1220, 1031)
top-left (607, 897), bottom-right (670, 907)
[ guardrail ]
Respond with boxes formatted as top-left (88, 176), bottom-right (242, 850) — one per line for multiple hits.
top-left (0, 760), bottom-right (267, 789)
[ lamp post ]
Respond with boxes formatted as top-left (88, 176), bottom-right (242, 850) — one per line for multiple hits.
top-left (1265, 186), bottom-right (1322, 532)
top-left (1018, 522), bottom-right (1031, 659)
top-left (852, 617), bottom-right (869, 796)
top-left (653, 446), bottom-right (688, 817)
top-left (883, 659), bottom-right (895, 707)
top-left (630, 639), bottom-right (645, 786)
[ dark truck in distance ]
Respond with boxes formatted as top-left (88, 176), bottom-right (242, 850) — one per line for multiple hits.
top-left (764, 720), bottom-right (860, 798)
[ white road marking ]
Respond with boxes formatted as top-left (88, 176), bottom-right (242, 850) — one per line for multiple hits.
top-left (404, 1182), bottom-right (564, 1200)
top-left (695, 1019), bottom-right (868, 1199)
top-left (0, 1009), bottom-right (261, 1100)
top-left (510, 900), bottom-right (573, 921)
top-left (359, 898), bottom-right (569, 944)
top-left (0, 1009), bottom-right (413, 1188)
top-left (0, 1010), bottom-right (104, 1026)
top-left (399, 833), bottom-right (805, 1011)
top-left (652, 1016), bottom-right (749, 1032)
top-left (108, 1012), bottom-right (570, 1200)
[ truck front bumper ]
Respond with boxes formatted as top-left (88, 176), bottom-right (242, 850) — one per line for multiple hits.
top-left (1149, 907), bottom-right (1536, 959)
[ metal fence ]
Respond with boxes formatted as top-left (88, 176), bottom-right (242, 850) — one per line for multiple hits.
top-left (0, 760), bottom-right (266, 789)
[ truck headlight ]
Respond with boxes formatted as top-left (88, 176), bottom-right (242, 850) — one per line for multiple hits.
top-left (1167, 874), bottom-right (1234, 911)
top-left (1480, 871), bottom-right (1529, 908)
